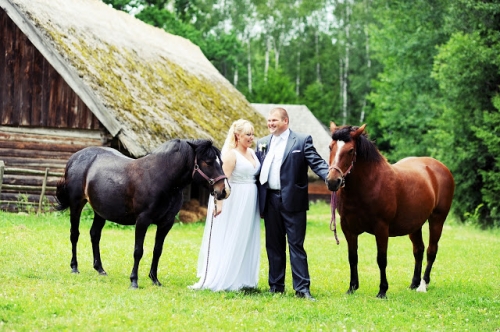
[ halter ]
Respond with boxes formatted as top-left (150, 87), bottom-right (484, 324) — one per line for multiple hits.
top-left (191, 156), bottom-right (227, 189)
top-left (328, 151), bottom-right (356, 188)
top-left (328, 147), bottom-right (356, 246)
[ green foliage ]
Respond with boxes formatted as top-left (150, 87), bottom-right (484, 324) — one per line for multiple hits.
top-left (1, 206), bottom-right (500, 330)
top-left (431, 1), bottom-right (500, 225)
top-left (368, 0), bottom-right (449, 161)
top-left (249, 67), bottom-right (297, 104)
top-left (302, 81), bottom-right (336, 126)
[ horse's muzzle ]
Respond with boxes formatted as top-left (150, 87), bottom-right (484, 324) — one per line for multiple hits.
top-left (213, 179), bottom-right (231, 200)
top-left (326, 177), bottom-right (343, 192)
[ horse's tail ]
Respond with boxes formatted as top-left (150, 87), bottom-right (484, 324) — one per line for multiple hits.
top-left (55, 176), bottom-right (70, 211)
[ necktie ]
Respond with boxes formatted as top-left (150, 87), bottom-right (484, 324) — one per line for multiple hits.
top-left (259, 137), bottom-right (276, 185)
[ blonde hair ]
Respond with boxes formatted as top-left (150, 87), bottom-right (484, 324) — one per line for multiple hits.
top-left (221, 119), bottom-right (254, 155)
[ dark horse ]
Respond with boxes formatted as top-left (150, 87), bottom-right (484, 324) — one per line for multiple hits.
top-left (56, 139), bottom-right (230, 288)
top-left (325, 123), bottom-right (454, 298)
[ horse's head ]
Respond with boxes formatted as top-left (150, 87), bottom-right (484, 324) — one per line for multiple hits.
top-left (188, 140), bottom-right (231, 200)
top-left (325, 122), bottom-right (366, 192)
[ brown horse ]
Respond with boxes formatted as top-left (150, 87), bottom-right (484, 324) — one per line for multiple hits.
top-left (325, 123), bottom-right (455, 298)
top-left (56, 139), bottom-right (230, 288)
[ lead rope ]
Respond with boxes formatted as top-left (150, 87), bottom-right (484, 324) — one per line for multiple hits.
top-left (199, 199), bottom-right (217, 288)
top-left (330, 192), bottom-right (340, 245)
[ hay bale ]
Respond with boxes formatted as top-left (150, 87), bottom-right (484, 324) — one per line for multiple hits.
top-left (178, 199), bottom-right (209, 223)
top-left (178, 210), bottom-right (199, 223)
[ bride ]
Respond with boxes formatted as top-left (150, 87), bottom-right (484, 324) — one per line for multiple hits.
top-left (189, 119), bottom-right (261, 291)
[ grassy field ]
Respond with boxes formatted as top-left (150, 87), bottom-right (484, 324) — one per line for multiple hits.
top-left (0, 202), bottom-right (499, 331)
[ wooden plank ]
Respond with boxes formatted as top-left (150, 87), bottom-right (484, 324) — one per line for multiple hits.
top-left (0, 140), bottom-right (90, 153)
top-left (1, 184), bottom-right (57, 192)
top-left (20, 33), bottom-right (34, 126)
top-left (0, 160), bottom-right (4, 195)
top-left (38, 167), bottom-right (49, 214)
top-left (32, 48), bottom-right (44, 126)
top-left (0, 147), bottom-right (73, 159)
top-left (40, 56), bottom-right (49, 127)
top-left (0, 157), bottom-right (68, 170)
top-left (47, 65), bottom-right (58, 127)
top-left (1, 10), bottom-right (14, 125)
top-left (0, 131), bottom-right (102, 146)
top-left (0, 11), bottom-right (6, 123)
top-left (3, 169), bottom-right (63, 177)
top-left (11, 25), bottom-right (21, 126)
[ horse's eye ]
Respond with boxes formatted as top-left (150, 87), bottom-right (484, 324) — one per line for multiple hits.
top-left (349, 148), bottom-right (355, 155)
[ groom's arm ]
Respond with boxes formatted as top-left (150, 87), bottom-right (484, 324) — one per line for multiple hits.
top-left (303, 135), bottom-right (329, 180)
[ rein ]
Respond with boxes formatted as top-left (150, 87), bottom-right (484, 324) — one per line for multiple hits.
top-left (328, 150), bottom-right (356, 245)
top-left (192, 156), bottom-right (227, 189)
top-left (330, 192), bottom-right (340, 245)
top-left (199, 200), bottom-right (217, 289)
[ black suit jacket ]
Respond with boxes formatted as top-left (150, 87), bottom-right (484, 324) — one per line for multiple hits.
top-left (256, 130), bottom-right (329, 215)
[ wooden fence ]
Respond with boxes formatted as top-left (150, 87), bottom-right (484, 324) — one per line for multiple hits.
top-left (0, 160), bottom-right (63, 214)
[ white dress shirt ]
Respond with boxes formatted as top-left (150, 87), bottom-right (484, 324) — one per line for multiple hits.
top-left (267, 129), bottom-right (289, 190)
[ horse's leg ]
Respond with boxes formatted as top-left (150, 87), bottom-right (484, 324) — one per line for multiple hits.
top-left (419, 216), bottom-right (445, 291)
top-left (90, 213), bottom-right (107, 276)
top-left (409, 227), bottom-right (425, 289)
top-left (130, 218), bottom-right (150, 289)
top-left (374, 228), bottom-right (389, 299)
top-left (149, 195), bottom-right (181, 286)
top-left (343, 230), bottom-right (359, 294)
top-left (69, 202), bottom-right (86, 274)
top-left (148, 219), bottom-right (175, 286)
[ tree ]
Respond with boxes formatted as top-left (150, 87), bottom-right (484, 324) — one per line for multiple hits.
top-left (368, 0), bottom-right (449, 160)
top-left (432, 0), bottom-right (500, 225)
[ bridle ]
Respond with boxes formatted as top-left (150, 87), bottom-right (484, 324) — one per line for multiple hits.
top-left (328, 149), bottom-right (356, 189)
top-left (192, 155), bottom-right (227, 193)
top-left (328, 143), bottom-right (356, 246)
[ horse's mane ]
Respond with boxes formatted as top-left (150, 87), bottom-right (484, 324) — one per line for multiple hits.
top-left (331, 126), bottom-right (384, 163)
top-left (188, 139), bottom-right (222, 161)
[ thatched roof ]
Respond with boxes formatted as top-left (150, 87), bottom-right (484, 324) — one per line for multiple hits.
top-left (251, 104), bottom-right (331, 162)
top-left (1, 0), bottom-right (267, 157)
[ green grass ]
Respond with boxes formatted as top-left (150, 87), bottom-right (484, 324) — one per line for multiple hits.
top-left (0, 202), bottom-right (499, 331)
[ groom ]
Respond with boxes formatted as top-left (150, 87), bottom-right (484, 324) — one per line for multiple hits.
top-left (256, 107), bottom-right (329, 301)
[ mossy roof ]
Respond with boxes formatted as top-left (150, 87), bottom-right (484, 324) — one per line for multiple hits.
top-left (3, 0), bottom-right (267, 157)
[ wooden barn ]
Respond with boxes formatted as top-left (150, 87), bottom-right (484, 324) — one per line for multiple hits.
top-left (252, 103), bottom-right (332, 202)
top-left (0, 0), bottom-right (267, 213)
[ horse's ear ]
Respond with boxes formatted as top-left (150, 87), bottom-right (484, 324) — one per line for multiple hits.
top-left (186, 140), bottom-right (197, 150)
top-left (330, 122), bottom-right (337, 134)
top-left (352, 124), bottom-right (366, 138)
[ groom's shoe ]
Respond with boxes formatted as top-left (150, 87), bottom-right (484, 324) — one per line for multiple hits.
top-left (295, 290), bottom-right (316, 301)
top-left (269, 286), bottom-right (284, 294)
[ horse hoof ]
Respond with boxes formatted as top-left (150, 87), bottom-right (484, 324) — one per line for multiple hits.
top-left (71, 269), bottom-right (80, 274)
top-left (99, 271), bottom-right (108, 276)
top-left (416, 280), bottom-right (428, 292)
top-left (130, 283), bottom-right (139, 289)
top-left (152, 281), bottom-right (162, 287)
top-left (376, 293), bottom-right (387, 299)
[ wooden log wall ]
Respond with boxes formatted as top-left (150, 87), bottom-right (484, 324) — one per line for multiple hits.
top-left (0, 126), bottom-right (104, 212)
top-left (1, 9), bottom-right (101, 130)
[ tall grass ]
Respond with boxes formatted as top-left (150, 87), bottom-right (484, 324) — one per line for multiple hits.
top-left (0, 202), bottom-right (499, 331)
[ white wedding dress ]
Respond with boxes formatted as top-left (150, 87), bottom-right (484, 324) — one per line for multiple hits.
top-left (190, 149), bottom-right (261, 291)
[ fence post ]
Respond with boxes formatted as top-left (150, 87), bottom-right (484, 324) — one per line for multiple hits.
top-left (38, 167), bottom-right (49, 215)
top-left (0, 160), bottom-right (4, 197)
